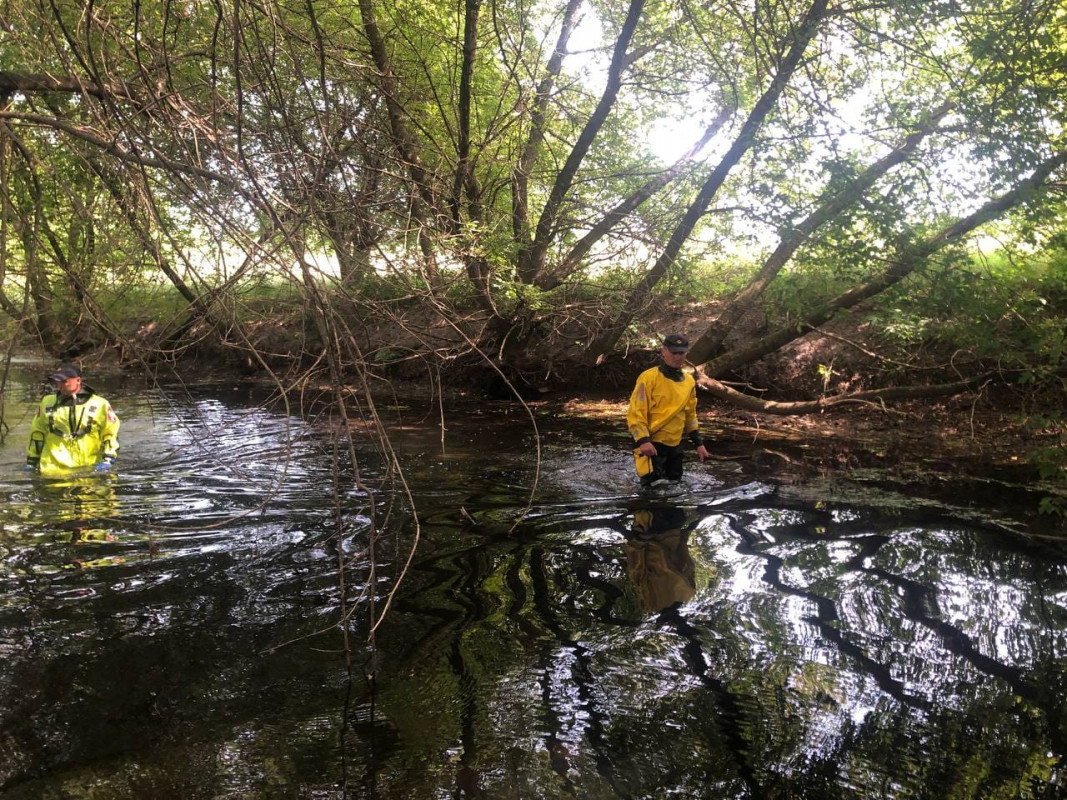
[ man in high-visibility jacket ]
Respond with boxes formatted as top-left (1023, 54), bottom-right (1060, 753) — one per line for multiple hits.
top-left (626, 334), bottom-right (709, 488)
top-left (25, 364), bottom-right (120, 475)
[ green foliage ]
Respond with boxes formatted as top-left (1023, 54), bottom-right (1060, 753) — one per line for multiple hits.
top-left (1020, 413), bottom-right (1067, 516)
top-left (0, 0), bottom-right (1065, 384)
top-left (97, 283), bottom-right (191, 329)
top-left (760, 254), bottom-right (860, 322)
top-left (370, 347), bottom-right (407, 365)
top-left (865, 243), bottom-right (1067, 373)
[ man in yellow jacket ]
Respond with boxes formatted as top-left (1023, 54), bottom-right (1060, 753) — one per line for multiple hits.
top-left (25, 364), bottom-right (120, 475)
top-left (627, 334), bottom-right (709, 488)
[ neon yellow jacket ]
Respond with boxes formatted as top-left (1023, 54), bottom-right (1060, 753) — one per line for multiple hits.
top-left (26, 388), bottom-right (120, 474)
top-left (626, 366), bottom-right (699, 447)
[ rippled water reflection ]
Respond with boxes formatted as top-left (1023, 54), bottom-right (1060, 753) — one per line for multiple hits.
top-left (0, 360), bottom-right (1064, 798)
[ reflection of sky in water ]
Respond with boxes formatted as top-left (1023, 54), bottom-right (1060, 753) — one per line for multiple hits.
top-left (673, 504), bottom-right (1067, 783)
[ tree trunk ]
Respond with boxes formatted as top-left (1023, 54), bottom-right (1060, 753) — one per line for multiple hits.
top-left (516, 0), bottom-right (646, 285)
top-left (585, 0), bottom-right (831, 363)
top-left (700, 150), bottom-right (1067, 380)
top-left (686, 102), bottom-right (953, 365)
top-left (511, 0), bottom-right (584, 247)
top-left (541, 108), bottom-right (733, 291)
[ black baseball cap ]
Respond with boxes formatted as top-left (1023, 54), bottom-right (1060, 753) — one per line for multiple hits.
top-left (662, 334), bottom-right (689, 353)
top-left (51, 364), bottom-right (81, 381)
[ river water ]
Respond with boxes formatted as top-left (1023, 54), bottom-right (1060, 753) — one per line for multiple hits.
top-left (0, 358), bottom-right (1064, 799)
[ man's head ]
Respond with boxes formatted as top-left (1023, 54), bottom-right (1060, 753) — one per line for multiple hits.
top-left (660, 333), bottom-right (689, 368)
top-left (51, 364), bottom-right (82, 397)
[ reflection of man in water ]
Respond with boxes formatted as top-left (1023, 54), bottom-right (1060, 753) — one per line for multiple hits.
top-left (25, 364), bottom-right (120, 475)
top-left (625, 505), bottom-right (696, 613)
top-left (41, 476), bottom-right (119, 544)
top-left (627, 334), bottom-right (710, 489)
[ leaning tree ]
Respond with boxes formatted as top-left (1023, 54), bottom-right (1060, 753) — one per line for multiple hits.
top-left (0, 0), bottom-right (1064, 408)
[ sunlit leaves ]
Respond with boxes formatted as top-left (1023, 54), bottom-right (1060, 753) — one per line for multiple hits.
top-left (0, 0), bottom-right (1065, 380)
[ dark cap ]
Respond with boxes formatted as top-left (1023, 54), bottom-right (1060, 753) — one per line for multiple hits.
top-left (51, 364), bottom-right (81, 381)
top-left (662, 334), bottom-right (689, 353)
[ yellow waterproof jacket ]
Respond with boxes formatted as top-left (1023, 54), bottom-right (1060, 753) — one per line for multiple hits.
top-left (27, 387), bottom-right (120, 474)
top-left (626, 366), bottom-right (698, 447)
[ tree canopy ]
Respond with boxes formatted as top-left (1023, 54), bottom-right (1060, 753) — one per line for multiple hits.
top-left (0, 0), bottom-right (1065, 409)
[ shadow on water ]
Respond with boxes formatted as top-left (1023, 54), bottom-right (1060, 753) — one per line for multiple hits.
top-left (0, 362), bottom-right (1065, 798)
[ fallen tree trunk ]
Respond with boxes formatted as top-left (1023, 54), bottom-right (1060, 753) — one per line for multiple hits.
top-left (694, 371), bottom-right (993, 415)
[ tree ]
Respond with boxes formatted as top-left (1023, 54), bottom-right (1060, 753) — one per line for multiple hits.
top-left (0, 0), bottom-right (1063, 408)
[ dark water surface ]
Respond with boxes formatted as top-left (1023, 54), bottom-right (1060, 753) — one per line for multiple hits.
top-left (1, 360), bottom-right (1065, 799)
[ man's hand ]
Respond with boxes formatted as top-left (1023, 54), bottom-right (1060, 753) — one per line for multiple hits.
top-left (637, 442), bottom-right (658, 457)
top-left (696, 444), bottom-right (710, 461)
top-left (93, 458), bottom-right (114, 473)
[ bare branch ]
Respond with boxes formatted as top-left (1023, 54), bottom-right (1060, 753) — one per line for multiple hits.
top-left (0, 70), bottom-right (138, 103)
